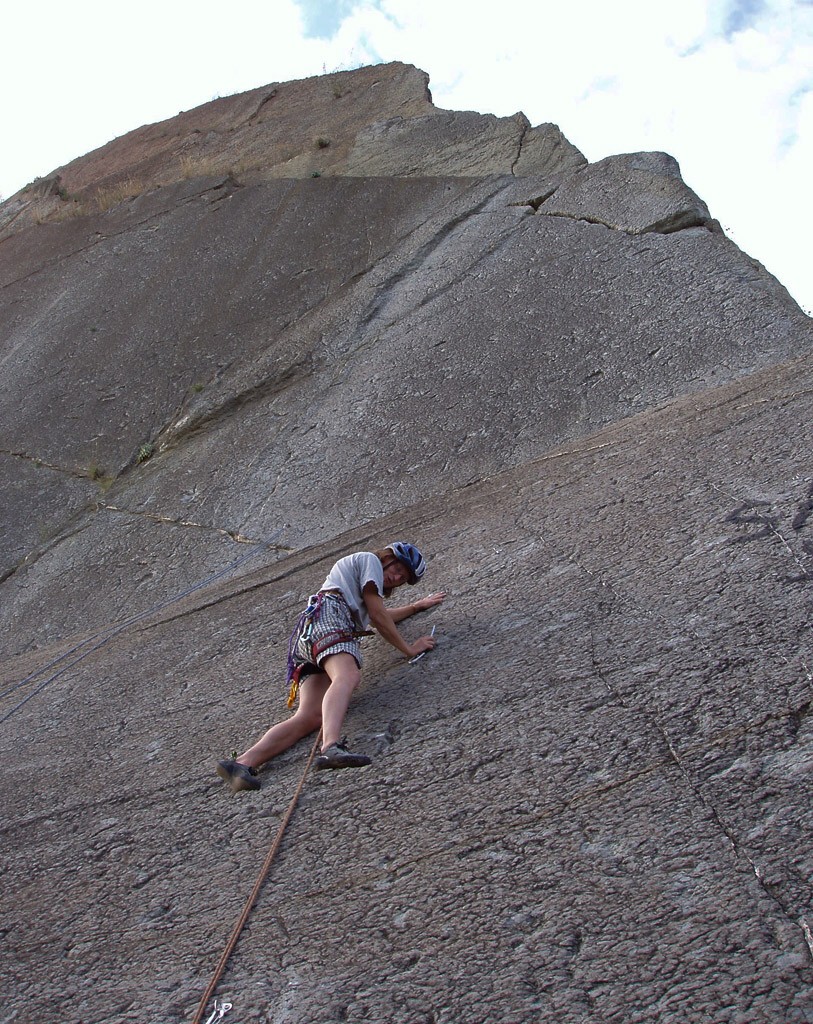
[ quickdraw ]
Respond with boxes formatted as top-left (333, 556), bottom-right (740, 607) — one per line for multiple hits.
top-left (287, 666), bottom-right (305, 709)
top-left (285, 592), bottom-right (372, 707)
top-left (204, 999), bottom-right (233, 1024)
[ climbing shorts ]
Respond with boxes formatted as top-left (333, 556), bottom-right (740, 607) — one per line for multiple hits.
top-left (291, 592), bottom-right (364, 679)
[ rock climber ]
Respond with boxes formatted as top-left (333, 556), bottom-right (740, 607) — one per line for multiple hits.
top-left (217, 541), bottom-right (445, 791)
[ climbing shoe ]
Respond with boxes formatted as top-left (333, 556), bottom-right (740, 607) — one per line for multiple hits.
top-left (315, 741), bottom-right (372, 770)
top-left (216, 758), bottom-right (260, 792)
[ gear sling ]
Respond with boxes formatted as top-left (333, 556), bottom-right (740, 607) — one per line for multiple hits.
top-left (285, 591), bottom-right (373, 707)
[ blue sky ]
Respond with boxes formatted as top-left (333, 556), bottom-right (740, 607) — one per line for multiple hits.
top-left (1, 0), bottom-right (810, 313)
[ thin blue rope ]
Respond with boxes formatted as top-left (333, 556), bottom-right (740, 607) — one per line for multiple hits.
top-left (0, 527), bottom-right (284, 725)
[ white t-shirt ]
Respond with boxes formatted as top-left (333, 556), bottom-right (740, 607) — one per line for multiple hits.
top-left (319, 552), bottom-right (384, 629)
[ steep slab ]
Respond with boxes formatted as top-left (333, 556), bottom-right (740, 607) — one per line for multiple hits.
top-left (0, 62), bottom-right (811, 1024)
top-left (0, 171), bottom-right (807, 650)
top-left (1, 353), bottom-right (811, 1023)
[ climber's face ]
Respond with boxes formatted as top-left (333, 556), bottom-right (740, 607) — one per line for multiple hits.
top-left (382, 559), bottom-right (409, 590)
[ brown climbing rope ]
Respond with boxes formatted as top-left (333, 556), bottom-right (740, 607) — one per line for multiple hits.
top-left (191, 731), bottom-right (322, 1024)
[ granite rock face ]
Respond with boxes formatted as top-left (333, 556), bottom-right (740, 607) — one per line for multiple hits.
top-left (345, 110), bottom-right (585, 177)
top-left (0, 62), bottom-right (811, 1024)
top-left (536, 151), bottom-right (714, 234)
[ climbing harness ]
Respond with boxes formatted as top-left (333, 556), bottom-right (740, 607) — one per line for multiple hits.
top-left (285, 591), bottom-right (373, 707)
top-left (191, 731), bottom-right (322, 1024)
